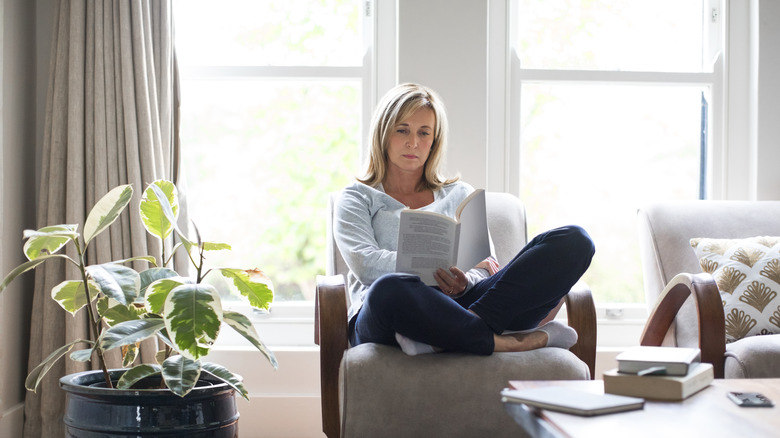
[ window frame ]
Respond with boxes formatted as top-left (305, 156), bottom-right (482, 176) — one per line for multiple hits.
top-left (503, 0), bottom-right (726, 200)
top-left (502, 0), bottom-right (725, 307)
top-left (490, 0), bottom-right (728, 346)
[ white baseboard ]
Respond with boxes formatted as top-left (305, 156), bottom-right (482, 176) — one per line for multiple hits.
top-left (0, 403), bottom-right (24, 438)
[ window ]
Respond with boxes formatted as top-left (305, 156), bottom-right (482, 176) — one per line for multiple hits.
top-left (173, 0), bottom-right (370, 305)
top-left (512, 0), bottom-right (722, 303)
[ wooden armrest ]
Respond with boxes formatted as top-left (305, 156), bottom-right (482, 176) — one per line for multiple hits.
top-left (315, 274), bottom-right (349, 438)
top-left (563, 280), bottom-right (597, 380)
top-left (640, 273), bottom-right (725, 378)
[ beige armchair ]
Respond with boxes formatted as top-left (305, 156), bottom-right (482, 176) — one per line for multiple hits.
top-left (315, 192), bottom-right (596, 438)
top-left (637, 201), bottom-right (780, 379)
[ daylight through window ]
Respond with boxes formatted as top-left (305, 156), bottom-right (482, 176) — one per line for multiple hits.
top-left (174, 0), bottom-right (367, 302)
top-left (514, 0), bottom-right (720, 303)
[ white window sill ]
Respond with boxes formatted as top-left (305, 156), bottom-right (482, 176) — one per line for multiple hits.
top-left (593, 303), bottom-right (649, 348)
top-left (215, 300), bottom-right (649, 350)
top-left (216, 301), bottom-right (316, 348)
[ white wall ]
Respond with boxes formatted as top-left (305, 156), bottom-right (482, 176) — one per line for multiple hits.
top-left (754, 0), bottom-right (780, 200)
top-left (397, 0), bottom-right (489, 188)
top-left (724, 0), bottom-right (780, 200)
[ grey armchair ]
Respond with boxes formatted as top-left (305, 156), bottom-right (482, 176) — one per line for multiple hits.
top-left (637, 200), bottom-right (780, 379)
top-left (315, 192), bottom-right (596, 438)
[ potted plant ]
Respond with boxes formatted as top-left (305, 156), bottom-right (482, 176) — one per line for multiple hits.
top-left (0, 179), bottom-right (277, 436)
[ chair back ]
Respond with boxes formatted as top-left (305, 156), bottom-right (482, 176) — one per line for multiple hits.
top-left (327, 191), bottom-right (529, 276)
top-left (637, 200), bottom-right (780, 345)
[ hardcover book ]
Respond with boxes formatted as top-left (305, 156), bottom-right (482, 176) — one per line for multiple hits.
top-left (616, 346), bottom-right (700, 376)
top-left (501, 386), bottom-right (645, 417)
top-left (604, 362), bottom-right (714, 401)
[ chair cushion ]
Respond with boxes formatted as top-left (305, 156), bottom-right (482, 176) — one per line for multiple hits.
top-left (690, 236), bottom-right (780, 342)
top-left (724, 334), bottom-right (780, 378)
top-left (339, 343), bottom-right (589, 438)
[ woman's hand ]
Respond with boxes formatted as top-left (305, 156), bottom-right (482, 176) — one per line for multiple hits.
top-left (476, 257), bottom-right (500, 275)
top-left (434, 266), bottom-right (467, 297)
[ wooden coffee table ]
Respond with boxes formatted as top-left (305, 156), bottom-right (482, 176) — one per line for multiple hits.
top-left (504, 379), bottom-right (779, 437)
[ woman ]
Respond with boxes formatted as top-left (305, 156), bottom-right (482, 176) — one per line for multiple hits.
top-left (334, 83), bottom-right (594, 356)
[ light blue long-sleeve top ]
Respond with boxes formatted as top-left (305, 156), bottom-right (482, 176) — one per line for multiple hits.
top-left (333, 180), bottom-right (490, 322)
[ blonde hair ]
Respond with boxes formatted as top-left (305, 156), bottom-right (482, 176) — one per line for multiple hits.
top-left (358, 83), bottom-right (458, 191)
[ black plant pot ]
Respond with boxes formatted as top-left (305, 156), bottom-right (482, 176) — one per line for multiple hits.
top-left (60, 369), bottom-right (239, 437)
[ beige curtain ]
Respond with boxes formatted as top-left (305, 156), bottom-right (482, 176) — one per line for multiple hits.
top-left (26, 1), bottom-right (184, 436)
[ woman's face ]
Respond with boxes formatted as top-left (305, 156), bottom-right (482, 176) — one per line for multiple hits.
top-left (386, 107), bottom-right (436, 178)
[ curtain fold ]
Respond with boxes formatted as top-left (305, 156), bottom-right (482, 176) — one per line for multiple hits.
top-left (25, 1), bottom-right (182, 436)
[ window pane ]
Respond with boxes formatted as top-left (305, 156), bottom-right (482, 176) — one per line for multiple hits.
top-left (179, 81), bottom-right (361, 301)
top-left (175, 0), bottom-right (362, 67)
top-left (520, 84), bottom-right (705, 302)
top-left (517, 0), bottom-right (705, 72)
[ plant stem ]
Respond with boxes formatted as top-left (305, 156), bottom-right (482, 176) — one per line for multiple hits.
top-left (75, 239), bottom-right (113, 389)
top-left (196, 243), bottom-right (206, 284)
top-left (161, 236), bottom-right (167, 269)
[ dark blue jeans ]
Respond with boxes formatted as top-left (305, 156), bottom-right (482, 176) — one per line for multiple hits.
top-left (349, 225), bottom-right (595, 355)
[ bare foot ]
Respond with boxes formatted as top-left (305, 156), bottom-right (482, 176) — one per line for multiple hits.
top-left (493, 330), bottom-right (548, 353)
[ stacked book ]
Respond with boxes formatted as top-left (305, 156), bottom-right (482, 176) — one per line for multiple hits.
top-left (603, 346), bottom-right (714, 401)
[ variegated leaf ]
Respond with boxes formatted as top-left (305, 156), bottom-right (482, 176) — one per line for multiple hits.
top-left (83, 185), bottom-right (133, 244)
top-left (202, 362), bottom-right (249, 400)
top-left (161, 355), bottom-right (201, 397)
top-left (148, 183), bottom-right (193, 249)
top-left (223, 310), bottom-right (278, 369)
top-left (163, 284), bottom-right (223, 360)
top-left (140, 180), bottom-right (179, 241)
top-left (97, 300), bottom-right (145, 326)
top-left (26, 339), bottom-right (91, 392)
top-left (139, 267), bottom-right (178, 299)
top-left (51, 279), bottom-right (101, 315)
top-left (69, 347), bottom-right (95, 362)
top-left (202, 241), bottom-right (231, 251)
top-left (100, 317), bottom-right (166, 351)
top-left (116, 363), bottom-right (162, 390)
top-left (121, 343), bottom-right (139, 367)
top-left (86, 263), bottom-right (141, 305)
top-left (22, 225), bottom-right (78, 260)
top-left (1, 255), bottom-right (66, 293)
top-left (144, 277), bottom-right (191, 314)
top-left (218, 268), bottom-right (273, 311)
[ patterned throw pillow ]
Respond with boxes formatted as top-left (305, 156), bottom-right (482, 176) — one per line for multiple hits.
top-left (690, 236), bottom-right (780, 343)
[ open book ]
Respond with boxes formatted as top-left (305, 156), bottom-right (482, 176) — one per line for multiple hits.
top-left (395, 189), bottom-right (491, 285)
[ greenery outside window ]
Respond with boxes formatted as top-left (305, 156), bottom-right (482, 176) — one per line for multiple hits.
top-left (512, 0), bottom-right (722, 303)
top-left (174, 0), bottom-right (368, 305)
